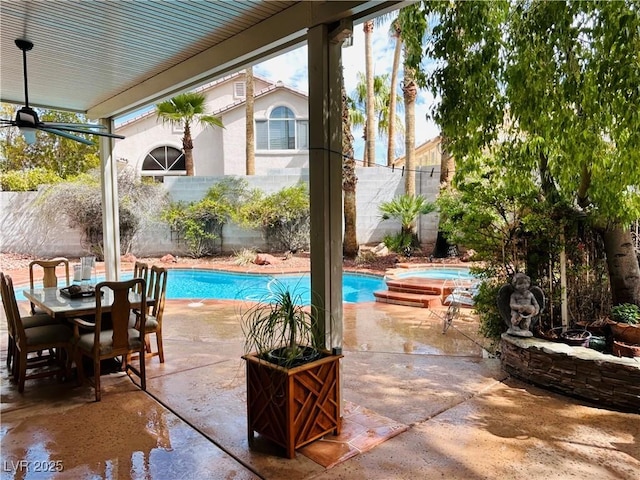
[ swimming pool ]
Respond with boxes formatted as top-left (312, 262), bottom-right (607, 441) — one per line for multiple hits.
top-left (391, 267), bottom-right (475, 280)
top-left (24, 269), bottom-right (385, 304)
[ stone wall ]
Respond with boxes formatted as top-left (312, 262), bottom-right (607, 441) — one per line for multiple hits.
top-left (0, 165), bottom-right (442, 257)
top-left (501, 334), bottom-right (640, 413)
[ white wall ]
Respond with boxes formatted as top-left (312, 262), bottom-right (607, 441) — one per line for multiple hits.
top-left (0, 166), bottom-right (441, 258)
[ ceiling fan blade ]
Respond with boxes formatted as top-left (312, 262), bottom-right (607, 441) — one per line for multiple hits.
top-left (42, 122), bottom-right (108, 130)
top-left (40, 124), bottom-right (125, 140)
top-left (39, 127), bottom-right (96, 145)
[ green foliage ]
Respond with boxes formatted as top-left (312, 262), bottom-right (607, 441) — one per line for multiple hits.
top-left (156, 92), bottom-right (223, 129)
top-left (37, 167), bottom-right (167, 258)
top-left (161, 178), bottom-right (247, 257)
top-left (0, 168), bottom-right (64, 191)
top-left (0, 104), bottom-right (101, 179)
top-left (379, 194), bottom-right (435, 254)
top-left (383, 232), bottom-right (417, 256)
top-left (241, 280), bottom-right (321, 367)
top-left (235, 183), bottom-right (310, 252)
top-left (472, 274), bottom-right (507, 345)
top-left (380, 194), bottom-right (435, 231)
top-left (610, 304), bottom-right (640, 325)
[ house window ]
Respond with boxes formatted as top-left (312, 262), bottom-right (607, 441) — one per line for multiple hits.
top-left (234, 81), bottom-right (246, 99)
top-left (142, 146), bottom-right (185, 182)
top-left (256, 106), bottom-right (308, 150)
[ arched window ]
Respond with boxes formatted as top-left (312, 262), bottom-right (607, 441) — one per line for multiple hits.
top-left (141, 146), bottom-right (185, 182)
top-left (256, 106), bottom-right (308, 151)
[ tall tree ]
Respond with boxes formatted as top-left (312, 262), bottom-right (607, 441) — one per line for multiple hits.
top-left (245, 67), bottom-right (255, 175)
top-left (350, 72), bottom-right (401, 162)
top-left (342, 80), bottom-right (359, 258)
top-left (0, 105), bottom-right (100, 177)
top-left (156, 92), bottom-right (223, 176)
top-left (387, 18), bottom-right (403, 166)
top-left (403, 0), bottom-right (640, 305)
top-left (364, 20), bottom-right (376, 166)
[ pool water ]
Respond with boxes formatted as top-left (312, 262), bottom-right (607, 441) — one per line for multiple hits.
top-left (161, 269), bottom-right (384, 303)
top-left (393, 268), bottom-right (474, 280)
top-left (24, 269), bottom-right (385, 304)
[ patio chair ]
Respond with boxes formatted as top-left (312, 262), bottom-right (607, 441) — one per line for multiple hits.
top-left (72, 278), bottom-right (147, 401)
top-left (1, 273), bottom-right (73, 392)
top-left (29, 258), bottom-right (71, 314)
top-left (133, 261), bottom-right (149, 295)
top-left (133, 265), bottom-right (167, 363)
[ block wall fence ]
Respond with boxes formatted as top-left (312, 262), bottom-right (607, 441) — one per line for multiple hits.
top-left (0, 165), bottom-right (442, 258)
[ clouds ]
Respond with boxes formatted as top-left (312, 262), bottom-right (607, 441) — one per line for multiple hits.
top-left (254, 19), bottom-right (439, 163)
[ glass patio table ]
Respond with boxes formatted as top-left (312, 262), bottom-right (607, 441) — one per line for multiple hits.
top-left (23, 286), bottom-right (153, 320)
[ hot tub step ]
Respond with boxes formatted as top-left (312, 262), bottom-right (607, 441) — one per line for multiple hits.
top-left (373, 290), bottom-right (441, 308)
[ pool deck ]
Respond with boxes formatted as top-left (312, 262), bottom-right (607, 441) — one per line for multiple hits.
top-left (1, 261), bottom-right (639, 479)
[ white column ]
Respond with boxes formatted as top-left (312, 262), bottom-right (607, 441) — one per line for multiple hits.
top-left (99, 118), bottom-right (121, 281)
top-left (307, 23), bottom-right (348, 351)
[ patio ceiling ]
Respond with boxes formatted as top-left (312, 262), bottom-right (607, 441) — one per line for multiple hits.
top-left (0, 1), bottom-right (403, 121)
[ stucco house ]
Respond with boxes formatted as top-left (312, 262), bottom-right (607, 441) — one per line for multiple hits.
top-left (113, 71), bottom-right (310, 179)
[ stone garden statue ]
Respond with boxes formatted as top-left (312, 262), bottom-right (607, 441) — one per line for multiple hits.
top-left (497, 273), bottom-right (545, 338)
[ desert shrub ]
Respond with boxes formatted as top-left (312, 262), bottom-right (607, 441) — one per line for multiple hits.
top-left (161, 177), bottom-right (249, 257)
top-left (235, 183), bottom-right (310, 252)
top-left (38, 167), bottom-right (167, 258)
top-left (234, 248), bottom-right (257, 266)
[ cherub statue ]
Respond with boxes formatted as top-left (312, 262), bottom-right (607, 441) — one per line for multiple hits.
top-left (497, 273), bottom-right (545, 338)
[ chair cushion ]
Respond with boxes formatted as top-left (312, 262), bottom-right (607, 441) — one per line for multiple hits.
top-left (128, 313), bottom-right (158, 330)
top-left (22, 314), bottom-right (60, 329)
top-left (24, 324), bottom-right (73, 346)
top-left (76, 329), bottom-right (143, 355)
top-left (144, 315), bottom-right (159, 331)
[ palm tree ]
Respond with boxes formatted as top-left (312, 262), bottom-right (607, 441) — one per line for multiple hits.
top-left (403, 58), bottom-right (417, 197)
top-left (350, 73), bottom-right (401, 164)
top-left (380, 193), bottom-right (436, 251)
top-left (342, 80), bottom-right (359, 258)
top-left (364, 20), bottom-right (376, 167)
top-left (387, 18), bottom-right (403, 166)
top-left (245, 67), bottom-right (255, 175)
top-left (156, 92), bottom-right (223, 176)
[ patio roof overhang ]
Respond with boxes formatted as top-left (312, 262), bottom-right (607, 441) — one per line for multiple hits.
top-left (0, 0), bottom-right (409, 352)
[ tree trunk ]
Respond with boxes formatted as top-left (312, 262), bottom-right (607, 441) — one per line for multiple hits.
top-left (364, 20), bottom-right (376, 167)
top-left (387, 21), bottom-right (402, 167)
top-left (245, 67), bottom-right (255, 175)
top-left (602, 226), bottom-right (640, 305)
top-left (403, 61), bottom-right (417, 199)
top-left (342, 83), bottom-right (358, 258)
top-left (182, 122), bottom-right (194, 176)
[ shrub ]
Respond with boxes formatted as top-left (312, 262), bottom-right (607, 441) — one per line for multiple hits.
top-left (235, 183), bottom-right (310, 252)
top-left (161, 177), bottom-right (250, 257)
top-left (610, 303), bottom-right (640, 324)
top-left (0, 168), bottom-right (64, 191)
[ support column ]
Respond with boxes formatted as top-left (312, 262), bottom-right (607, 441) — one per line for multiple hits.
top-left (307, 24), bottom-right (346, 351)
top-left (99, 118), bottom-right (121, 281)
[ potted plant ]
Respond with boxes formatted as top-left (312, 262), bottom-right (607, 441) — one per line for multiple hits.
top-left (241, 280), bottom-right (342, 459)
top-left (609, 303), bottom-right (640, 357)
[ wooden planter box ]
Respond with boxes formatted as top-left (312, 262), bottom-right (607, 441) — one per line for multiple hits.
top-left (242, 351), bottom-right (342, 458)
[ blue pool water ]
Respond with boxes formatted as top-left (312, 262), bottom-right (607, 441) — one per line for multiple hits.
top-left (393, 268), bottom-right (474, 280)
top-left (25, 269), bottom-right (385, 304)
top-left (161, 269), bottom-right (384, 303)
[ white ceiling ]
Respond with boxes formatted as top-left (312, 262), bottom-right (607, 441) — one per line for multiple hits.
top-left (0, 1), bottom-right (403, 121)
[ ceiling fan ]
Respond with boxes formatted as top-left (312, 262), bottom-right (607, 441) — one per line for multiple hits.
top-left (0, 39), bottom-right (125, 146)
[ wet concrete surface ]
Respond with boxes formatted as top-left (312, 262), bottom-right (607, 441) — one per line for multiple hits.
top-left (1, 299), bottom-right (639, 479)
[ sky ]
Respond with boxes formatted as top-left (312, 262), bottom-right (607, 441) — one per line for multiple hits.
top-left (254, 18), bottom-right (439, 163)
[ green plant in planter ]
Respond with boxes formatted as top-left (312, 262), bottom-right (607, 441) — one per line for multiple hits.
top-left (241, 280), bottom-right (322, 367)
top-left (241, 280), bottom-right (341, 458)
top-left (610, 303), bottom-right (640, 324)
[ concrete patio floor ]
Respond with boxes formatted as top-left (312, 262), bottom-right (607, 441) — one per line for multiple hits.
top-left (1, 297), bottom-right (639, 479)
